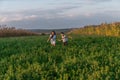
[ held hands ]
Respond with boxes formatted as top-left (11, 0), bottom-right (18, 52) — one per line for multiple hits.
top-left (68, 36), bottom-right (72, 39)
top-left (57, 39), bottom-right (62, 42)
top-left (47, 39), bottom-right (49, 42)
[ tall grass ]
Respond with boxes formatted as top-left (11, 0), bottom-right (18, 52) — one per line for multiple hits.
top-left (70, 22), bottom-right (120, 36)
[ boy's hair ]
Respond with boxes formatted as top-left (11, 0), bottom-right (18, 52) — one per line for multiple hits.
top-left (61, 32), bottom-right (64, 34)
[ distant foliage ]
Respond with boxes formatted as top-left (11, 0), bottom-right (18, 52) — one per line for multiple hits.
top-left (0, 26), bottom-right (38, 37)
top-left (70, 22), bottom-right (120, 36)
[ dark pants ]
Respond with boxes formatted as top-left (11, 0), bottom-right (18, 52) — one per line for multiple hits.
top-left (63, 42), bottom-right (68, 46)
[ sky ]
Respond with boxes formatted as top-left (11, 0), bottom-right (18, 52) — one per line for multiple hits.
top-left (0, 0), bottom-right (120, 29)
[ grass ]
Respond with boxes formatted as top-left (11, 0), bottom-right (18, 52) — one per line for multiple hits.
top-left (0, 35), bottom-right (120, 80)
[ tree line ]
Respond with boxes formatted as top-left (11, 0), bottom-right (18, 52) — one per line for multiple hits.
top-left (0, 25), bottom-right (38, 37)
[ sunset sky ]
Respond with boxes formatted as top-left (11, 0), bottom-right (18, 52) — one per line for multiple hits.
top-left (0, 0), bottom-right (120, 29)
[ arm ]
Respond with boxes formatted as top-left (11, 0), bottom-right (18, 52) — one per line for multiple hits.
top-left (47, 35), bottom-right (52, 42)
top-left (68, 35), bottom-right (72, 39)
top-left (47, 37), bottom-right (50, 42)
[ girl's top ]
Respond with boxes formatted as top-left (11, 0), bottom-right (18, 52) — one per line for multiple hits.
top-left (50, 34), bottom-right (56, 42)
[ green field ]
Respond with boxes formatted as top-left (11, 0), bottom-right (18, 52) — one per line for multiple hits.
top-left (0, 35), bottom-right (120, 80)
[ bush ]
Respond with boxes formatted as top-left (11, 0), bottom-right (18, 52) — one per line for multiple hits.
top-left (0, 26), bottom-right (38, 37)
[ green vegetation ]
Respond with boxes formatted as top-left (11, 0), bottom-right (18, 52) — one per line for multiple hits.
top-left (70, 22), bottom-right (120, 36)
top-left (0, 35), bottom-right (120, 80)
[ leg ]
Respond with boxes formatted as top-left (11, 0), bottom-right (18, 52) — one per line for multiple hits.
top-left (63, 42), bottom-right (67, 46)
top-left (52, 41), bottom-right (56, 46)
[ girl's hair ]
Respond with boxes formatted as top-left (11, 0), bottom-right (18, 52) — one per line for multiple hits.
top-left (51, 31), bottom-right (56, 35)
top-left (50, 31), bottom-right (56, 38)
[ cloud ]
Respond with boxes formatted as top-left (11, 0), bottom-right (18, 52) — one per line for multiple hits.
top-left (0, 0), bottom-right (120, 29)
top-left (4, 11), bottom-right (120, 29)
top-left (0, 5), bottom-right (80, 23)
top-left (84, 0), bottom-right (112, 3)
top-left (0, 0), bottom-right (116, 23)
top-left (24, 15), bottom-right (37, 20)
top-left (0, 16), bottom-right (7, 22)
top-left (48, 0), bottom-right (113, 6)
top-left (0, 14), bottom-right (38, 22)
top-left (1, 7), bottom-right (120, 29)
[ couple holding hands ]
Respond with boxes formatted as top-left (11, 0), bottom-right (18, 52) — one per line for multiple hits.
top-left (47, 31), bottom-right (68, 46)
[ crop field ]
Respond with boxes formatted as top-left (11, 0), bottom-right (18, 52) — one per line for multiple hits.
top-left (0, 35), bottom-right (120, 80)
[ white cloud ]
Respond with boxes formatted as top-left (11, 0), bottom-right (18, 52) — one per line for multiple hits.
top-left (0, 14), bottom-right (37, 23)
top-left (24, 15), bottom-right (37, 20)
top-left (0, 16), bottom-right (7, 22)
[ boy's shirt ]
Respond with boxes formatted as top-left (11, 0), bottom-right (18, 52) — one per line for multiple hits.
top-left (62, 35), bottom-right (68, 42)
